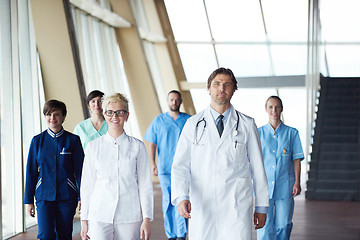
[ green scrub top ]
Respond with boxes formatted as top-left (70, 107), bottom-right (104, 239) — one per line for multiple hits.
top-left (73, 118), bottom-right (108, 150)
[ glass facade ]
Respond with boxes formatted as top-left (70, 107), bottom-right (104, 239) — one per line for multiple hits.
top-left (0, 0), bottom-right (44, 237)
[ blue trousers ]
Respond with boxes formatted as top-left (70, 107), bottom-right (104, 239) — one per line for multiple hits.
top-left (36, 200), bottom-right (78, 240)
top-left (158, 174), bottom-right (187, 239)
top-left (257, 198), bottom-right (294, 240)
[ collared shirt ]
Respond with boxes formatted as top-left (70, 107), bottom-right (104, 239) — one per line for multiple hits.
top-left (73, 118), bottom-right (108, 150)
top-left (80, 132), bottom-right (153, 224)
top-left (144, 112), bottom-right (191, 175)
top-left (24, 128), bottom-right (84, 204)
top-left (258, 122), bottom-right (304, 199)
top-left (209, 105), bottom-right (231, 127)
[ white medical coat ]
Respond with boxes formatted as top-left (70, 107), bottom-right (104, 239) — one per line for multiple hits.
top-left (80, 132), bottom-right (153, 224)
top-left (171, 106), bottom-right (269, 239)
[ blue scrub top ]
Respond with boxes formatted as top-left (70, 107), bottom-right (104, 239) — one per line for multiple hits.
top-left (74, 118), bottom-right (108, 150)
top-left (144, 112), bottom-right (191, 175)
top-left (258, 122), bottom-right (304, 200)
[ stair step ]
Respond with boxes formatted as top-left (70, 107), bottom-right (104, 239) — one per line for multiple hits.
top-left (319, 96), bottom-right (360, 101)
top-left (318, 134), bottom-right (358, 143)
top-left (308, 169), bottom-right (360, 181)
top-left (318, 152), bottom-right (359, 162)
top-left (317, 111), bottom-right (360, 119)
top-left (321, 119), bottom-right (358, 126)
top-left (316, 143), bottom-right (359, 152)
top-left (309, 161), bottom-right (360, 171)
top-left (319, 126), bottom-right (359, 135)
top-left (324, 90), bottom-right (360, 97)
top-left (325, 78), bottom-right (360, 87)
top-left (305, 189), bottom-right (359, 201)
top-left (319, 161), bottom-right (360, 170)
top-left (307, 179), bottom-right (359, 191)
top-left (323, 105), bottom-right (360, 111)
top-left (313, 131), bottom-right (359, 141)
top-left (326, 82), bottom-right (360, 88)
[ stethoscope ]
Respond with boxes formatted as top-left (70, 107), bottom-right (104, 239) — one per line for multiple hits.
top-left (194, 111), bottom-right (240, 148)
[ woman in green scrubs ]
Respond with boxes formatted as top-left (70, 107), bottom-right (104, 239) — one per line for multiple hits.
top-left (74, 90), bottom-right (108, 150)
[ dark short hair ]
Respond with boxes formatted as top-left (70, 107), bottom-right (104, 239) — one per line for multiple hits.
top-left (207, 68), bottom-right (238, 90)
top-left (43, 99), bottom-right (67, 116)
top-left (168, 90), bottom-right (182, 98)
top-left (265, 95), bottom-right (283, 109)
top-left (86, 90), bottom-right (104, 105)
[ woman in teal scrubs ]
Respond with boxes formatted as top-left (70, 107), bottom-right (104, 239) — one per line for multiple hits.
top-left (74, 90), bottom-right (108, 149)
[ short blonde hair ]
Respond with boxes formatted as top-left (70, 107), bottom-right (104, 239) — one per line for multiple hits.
top-left (102, 93), bottom-right (129, 112)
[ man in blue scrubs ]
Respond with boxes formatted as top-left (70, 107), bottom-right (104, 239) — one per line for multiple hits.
top-left (144, 90), bottom-right (190, 240)
top-left (257, 96), bottom-right (304, 240)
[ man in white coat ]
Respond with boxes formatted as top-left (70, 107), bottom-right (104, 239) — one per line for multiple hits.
top-left (171, 67), bottom-right (269, 239)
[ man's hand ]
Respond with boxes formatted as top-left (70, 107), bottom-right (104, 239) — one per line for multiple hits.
top-left (148, 142), bottom-right (158, 176)
top-left (178, 200), bottom-right (191, 218)
top-left (292, 182), bottom-right (301, 197)
top-left (150, 163), bottom-right (158, 176)
top-left (254, 212), bottom-right (266, 229)
top-left (26, 204), bottom-right (35, 217)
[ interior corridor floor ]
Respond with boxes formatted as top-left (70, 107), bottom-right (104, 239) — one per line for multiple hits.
top-left (10, 183), bottom-right (360, 240)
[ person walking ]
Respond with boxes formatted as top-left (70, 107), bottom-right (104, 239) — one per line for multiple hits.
top-left (171, 68), bottom-right (269, 240)
top-left (80, 93), bottom-right (153, 240)
top-left (257, 96), bottom-right (304, 240)
top-left (144, 90), bottom-right (190, 240)
top-left (24, 99), bottom-right (84, 240)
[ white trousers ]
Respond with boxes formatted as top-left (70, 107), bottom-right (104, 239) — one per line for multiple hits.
top-left (89, 220), bottom-right (142, 240)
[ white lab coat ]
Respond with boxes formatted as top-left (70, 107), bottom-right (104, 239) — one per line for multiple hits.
top-left (80, 132), bottom-right (153, 224)
top-left (171, 106), bottom-right (269, 240)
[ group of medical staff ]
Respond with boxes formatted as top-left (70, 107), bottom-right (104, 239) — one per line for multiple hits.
top-left (24, 67), bottom-right (303, 240)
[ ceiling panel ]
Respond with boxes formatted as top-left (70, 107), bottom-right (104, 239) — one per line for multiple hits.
top-left (320, 0), bottom-right (360, 42)
top-left (216, 44), bottom-right (272, 77)
top-left (164, 0), bottom-right (211, 41)
top-left (205, 0), bottom-right (266, 42)
top-left (177, 44), bottom-right (218, 82)
top-left (262, 0), bottom-right (308, 42)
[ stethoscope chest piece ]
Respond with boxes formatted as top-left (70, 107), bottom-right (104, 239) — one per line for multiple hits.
top-left (233, 130), bottom-right (238, 137)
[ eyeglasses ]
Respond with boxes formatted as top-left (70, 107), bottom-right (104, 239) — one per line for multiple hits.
top-left (104, 110), bottom-right (128, 117)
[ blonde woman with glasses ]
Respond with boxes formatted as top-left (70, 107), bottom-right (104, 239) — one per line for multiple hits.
top-left (80, 93), bottom-right (153, 240)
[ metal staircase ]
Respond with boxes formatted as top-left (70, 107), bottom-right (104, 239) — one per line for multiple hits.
top-left (306, 76), bottom-right (360, 201)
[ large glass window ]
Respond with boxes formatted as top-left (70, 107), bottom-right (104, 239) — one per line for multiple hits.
top-left (178, 44), bottom-right (218, 83)
top-left (71, 3), bottom-right (141, 138)
top-left (320, 0), bottom-right (360, 76)
top-left (164, 0), bottom-right (310, 171)
top-left (131, 0), bottom-right (169, 112)
top-left (0, 0), bottom-right (44, 238)
top-left (0, 1), bottom-right (15, 237)
top-left (164, 0), bottom-right (309, 83)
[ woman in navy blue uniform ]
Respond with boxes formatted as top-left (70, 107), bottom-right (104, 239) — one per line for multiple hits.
top-left (24, 100), bottom-right (84, 240)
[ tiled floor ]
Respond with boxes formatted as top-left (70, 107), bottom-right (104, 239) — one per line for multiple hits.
top-left (9, 184), bottom-right (360, 240)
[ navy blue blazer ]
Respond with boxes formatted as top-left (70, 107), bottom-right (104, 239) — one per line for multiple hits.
top-left (24, 128), bottom-right (84, 204)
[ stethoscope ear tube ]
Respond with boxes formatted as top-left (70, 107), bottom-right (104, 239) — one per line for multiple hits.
top-left (194, 117), bottom-right (206, 144)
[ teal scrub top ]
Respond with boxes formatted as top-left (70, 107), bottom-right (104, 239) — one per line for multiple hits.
top-left (258, 122), bottom-right (304, 200)
top-left (144, 112), bottom-right (191, 175)
top-left (73, 118), bottom-right (108, 150)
